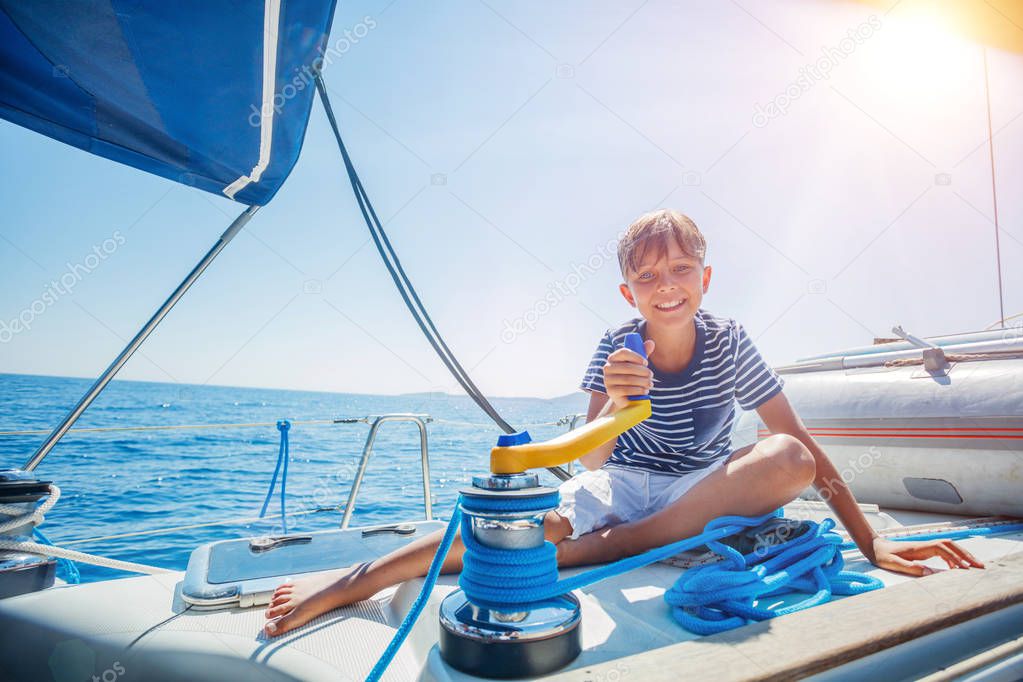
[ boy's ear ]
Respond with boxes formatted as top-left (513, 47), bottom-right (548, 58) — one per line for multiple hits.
top-left (619, 282), bottom-right (636, 307)
top-left (702, 265), bottom-right (712, 293)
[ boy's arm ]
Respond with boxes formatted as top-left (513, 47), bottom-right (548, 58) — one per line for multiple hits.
top-left (754, 391), bottom-right (984, 575)
top-left (577, 339), bottom-right (655, 471)
top-left (578, 391), bottom-right (617, 471)
top-left (754, 392), bottom-right (879, 555)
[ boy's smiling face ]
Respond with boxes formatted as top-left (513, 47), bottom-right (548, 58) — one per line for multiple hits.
top-left (618, 238), bottom-right (712, 328)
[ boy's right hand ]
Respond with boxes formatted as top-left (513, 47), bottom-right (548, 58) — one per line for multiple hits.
top-left (603, 339), bottom-right (656, 410)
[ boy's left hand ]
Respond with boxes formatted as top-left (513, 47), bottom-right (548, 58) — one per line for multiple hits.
top-left (869, 536), bottom-right (985, 576)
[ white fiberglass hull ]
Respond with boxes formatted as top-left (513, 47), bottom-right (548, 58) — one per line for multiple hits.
top-left (736, 353), bottom-right (1023, 516)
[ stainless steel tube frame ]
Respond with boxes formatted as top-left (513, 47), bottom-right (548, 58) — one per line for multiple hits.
top-left (340, 414), bottom-right (432, 529)
top-left (565, 413), bottom-right (586, 476)
top-left (24, 205), bottom-right (260, 472)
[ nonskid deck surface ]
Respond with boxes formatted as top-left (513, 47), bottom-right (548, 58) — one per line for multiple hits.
top-left (2, 504), bottom-right (1022, 682)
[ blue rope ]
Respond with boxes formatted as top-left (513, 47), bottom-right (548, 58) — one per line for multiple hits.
top-left (366, 492), bottom-right (1023, 679)
top-left (279, 421), bottom-right (290, 535)
top-left (367, 495), bottom-right (839, 679)
top-left (457, 493), bottom-right (791, 609)
top-left (366, 501), bottom-right (463, 682)
top-left (665, 516), bottom-right (881, 634)
top-left (32, 528), bottom-right (80, 584)
top-left (259, 420), bottom-right (291, 534)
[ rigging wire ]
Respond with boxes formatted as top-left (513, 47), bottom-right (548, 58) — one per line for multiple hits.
top-left (313, 72), bottom-right (570, 482)
top-left (983, 48), bottom-right (1006, 330)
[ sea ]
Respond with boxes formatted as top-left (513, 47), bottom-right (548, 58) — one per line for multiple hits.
top-left (0, 373), bottom-right (587, 584)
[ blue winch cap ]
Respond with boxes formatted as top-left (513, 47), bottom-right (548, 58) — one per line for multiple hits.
top-left (623, 332), bottom-right (651, 401)
top-left (496, 431), bottom-right (532, 447)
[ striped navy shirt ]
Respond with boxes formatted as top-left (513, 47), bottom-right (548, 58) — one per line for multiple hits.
top-left (580, 308), bottom-right (784, 475)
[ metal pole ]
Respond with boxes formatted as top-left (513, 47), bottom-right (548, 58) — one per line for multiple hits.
top-left (341, 419), bottom-right (381, 530)
top-left (417, 417), bottom-right (433, 522)
top-left (340, 414), bottom-right (432, 529)
top-left (23, 205), bottom-right (260, 472)
top-left (982, 48), bottom-right (1006, 330)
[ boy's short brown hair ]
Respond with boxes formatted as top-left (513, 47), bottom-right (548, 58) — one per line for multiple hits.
top-left (617, 209), bottom-right (706, 277)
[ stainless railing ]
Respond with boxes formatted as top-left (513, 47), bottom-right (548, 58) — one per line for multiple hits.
top-left (340, 414), bottom-right (434, 529)
top-left (337, 412), bottom-right (589, 528)
top-left (566, 413), bottom-right (586, 475)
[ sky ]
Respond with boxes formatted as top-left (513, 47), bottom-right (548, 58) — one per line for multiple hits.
top-left (1, 0), bottom-right (1021, 399)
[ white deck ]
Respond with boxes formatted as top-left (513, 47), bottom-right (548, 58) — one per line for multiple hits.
top-left (2, 503), bottom-right (1022, 681)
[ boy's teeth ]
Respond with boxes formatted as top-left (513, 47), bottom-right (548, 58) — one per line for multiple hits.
top-left (656, 300), bottom-right (683, 310)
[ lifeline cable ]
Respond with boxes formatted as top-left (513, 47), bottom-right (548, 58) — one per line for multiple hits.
top-left (314, 73), bottom-right (570, 483)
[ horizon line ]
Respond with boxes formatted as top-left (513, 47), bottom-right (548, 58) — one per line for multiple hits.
top-left (0, 370), bottom-right (586, 403)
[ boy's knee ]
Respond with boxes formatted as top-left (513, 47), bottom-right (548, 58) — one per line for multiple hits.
top-left (544, 510), bottom-right (574, 544)
top-left (764, 434), bottom-right (815, 487)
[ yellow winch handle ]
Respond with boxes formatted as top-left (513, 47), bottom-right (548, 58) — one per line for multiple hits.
top-left (490, 398), bottom-right (651, 474)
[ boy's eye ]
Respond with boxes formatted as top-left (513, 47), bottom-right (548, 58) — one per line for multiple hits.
top-left (675, 265), bottom-right (690, 272)
top-left (638, 272), bottom-right (653, 280)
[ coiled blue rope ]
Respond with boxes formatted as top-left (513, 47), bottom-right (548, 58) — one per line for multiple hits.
top-left (665, 516), bottom-right (881, 634)
top-left (259, 420), bottom-right (290, 534)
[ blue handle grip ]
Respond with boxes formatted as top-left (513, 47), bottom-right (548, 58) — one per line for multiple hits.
top-left (623, 332), bottom-right (650, 401)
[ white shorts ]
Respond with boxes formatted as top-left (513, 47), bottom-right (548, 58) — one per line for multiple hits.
top-left (555, 458), bottom-right (728, 540)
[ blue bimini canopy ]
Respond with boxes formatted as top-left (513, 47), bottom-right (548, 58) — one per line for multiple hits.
top-left (0, 0), bottom-right (336, 205)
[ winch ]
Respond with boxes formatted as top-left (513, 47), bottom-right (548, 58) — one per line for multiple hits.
top-left (438, 332), bottom-right (652, 678)
top-left (0, 469), bottom-right (58, 598)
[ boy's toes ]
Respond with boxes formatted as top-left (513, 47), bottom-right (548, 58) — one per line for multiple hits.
top-left (264, 601), bottom-right (292, 618)
top-left (264, 616), bottom-right (284, 637)
top-left (270, 585), bottom-right (293, 599)
top-left (264, 610), bottom-right (301, 637)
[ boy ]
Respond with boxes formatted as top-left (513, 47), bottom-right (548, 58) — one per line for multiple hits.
top-left (263, 209), bottom-right (982, 637)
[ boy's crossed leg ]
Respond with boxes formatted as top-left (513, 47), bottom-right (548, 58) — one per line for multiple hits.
top-left (263, 434), bottom-right (812, 636)
top-left (554, 434), bottom-right (814, 566)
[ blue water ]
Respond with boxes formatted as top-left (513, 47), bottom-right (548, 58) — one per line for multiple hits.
top-left (0, 373), bottom-right (586, 584)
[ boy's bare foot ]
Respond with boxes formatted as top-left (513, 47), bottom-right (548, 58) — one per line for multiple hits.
top-left (262, 564), bottom-right (368, 637)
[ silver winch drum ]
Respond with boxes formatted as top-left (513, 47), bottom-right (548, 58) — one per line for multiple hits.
top-left (438, 472), bottom-right (582, 678)
top-left (0, 469), bottom-right (57, 599)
